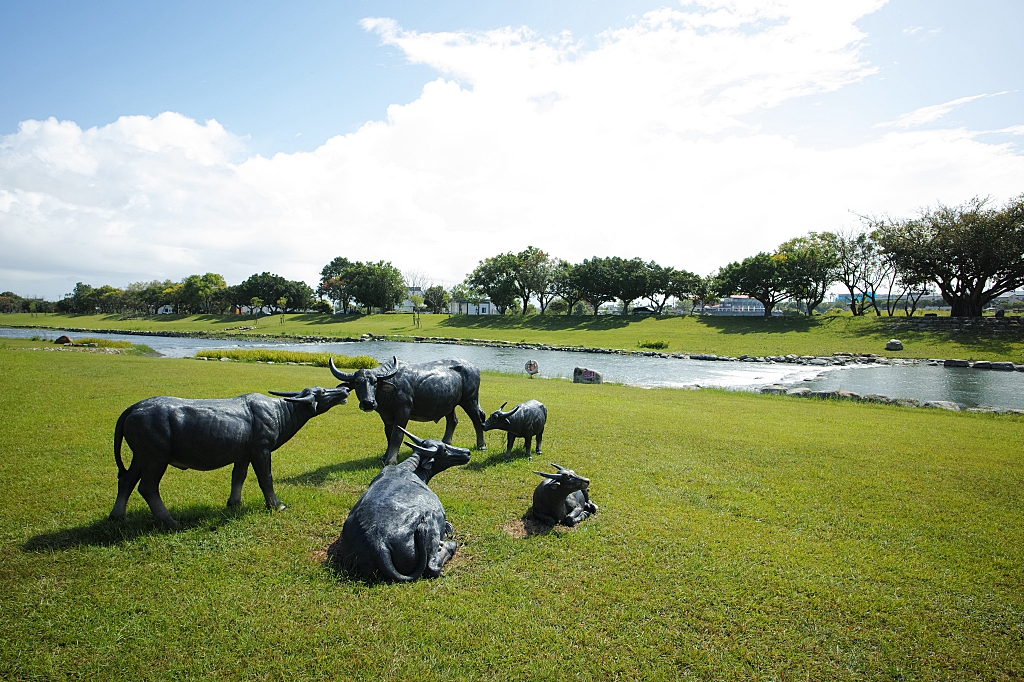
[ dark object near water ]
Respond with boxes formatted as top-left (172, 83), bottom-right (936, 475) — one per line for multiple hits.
top-left (330, 356), bottom-right (487, 465)
top-left (531, 464), bottom-right (598, 527)
top-left (573, 366), bottom-right (603, 384)
top-left (109, 386), bottom-right (350, 529)
top-left (995, 309), bottom-right (1005, 318)
top-left (483, 400), bottom-right (547, 459)
top-left (54, 335), bottom-right (72, 344)
top-left (327, 426), bottom-right (469, 582)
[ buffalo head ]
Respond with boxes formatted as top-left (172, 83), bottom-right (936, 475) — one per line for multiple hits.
top-left (482, 401), bottom-right (522, 431)
top-left (330, 356), bottom-right (398, 412)
top-left (269, 386), bottom-right (350, 414)
top-left (533, 463), bottom-right (590, 493)
top-left (396, 425), bottom-right (470, 482)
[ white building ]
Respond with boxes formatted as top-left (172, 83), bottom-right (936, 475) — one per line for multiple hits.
top-left (399, 286), bottom-right (424, 313)
top-left (449, 298), bottom-right (495, 315)
top-left (705, 296), bottom-right (781, 316)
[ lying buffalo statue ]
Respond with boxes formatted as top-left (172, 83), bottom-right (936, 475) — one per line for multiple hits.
top-left (109, 386), bottom-right (350, 528)
top-left (482, 399), bottom-right (547, 459)
top-left (532, 463), bottom-right (599, 527)
top-left (327, 426), bottom-right (469, 582)
top-left (330, 356), bottom-right (487, 465)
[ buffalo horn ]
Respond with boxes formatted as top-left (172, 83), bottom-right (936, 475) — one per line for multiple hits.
top-left (533, 471), bottom-right (561, 480)
top-left (269, 390), bottom-right (300, 397)
top-left (551, 463), bottom-right (568, 472)
top-left (395, 425), bottom-right (425, 446)
top-left (499, 401), bottom-right (508, 411)
top-left (507, 404), bottom-right (522, 417)
top-left (329, 357), bottom-right (355, 382)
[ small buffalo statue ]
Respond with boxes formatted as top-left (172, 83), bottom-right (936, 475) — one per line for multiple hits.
top-left (531, 464), bottom-right (598, 527)
top-left (109, 386), bottom-right (350, 529)
top-left (328, 426), bottom-right (469, 582)
top-left (483, 399), bottom-right (547, 460)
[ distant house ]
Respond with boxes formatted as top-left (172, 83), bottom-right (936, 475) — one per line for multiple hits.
top-left (705, 296), bottom-right (781, 316)
top-left (156, 304), bottom-right (174, 314)
top-left (449, 298), bottom-right (495, 315)
top-left (399, 286), bottom-right (424, 313)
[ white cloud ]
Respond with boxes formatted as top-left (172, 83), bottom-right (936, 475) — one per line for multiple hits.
top-left (874, 93), bottom-right (1006, 129)
top-left (2, 1), bottom-right (1023, 299)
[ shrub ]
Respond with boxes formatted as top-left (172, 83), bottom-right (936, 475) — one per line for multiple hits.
top-left (194, 349), bottom-right (379, 369)
top-left (637, 339), bottom-right (669, 350)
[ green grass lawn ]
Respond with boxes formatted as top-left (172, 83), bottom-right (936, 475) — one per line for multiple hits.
top-left (1, 339), bottom-right (1023, 680)
top-left (5, 311), bottom-right (1024, 362)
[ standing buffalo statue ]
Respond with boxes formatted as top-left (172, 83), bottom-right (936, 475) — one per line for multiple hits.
top-left (109, 386), bottom-right (350, 529)
top-left (330, 356), bottom-right (487, 465)
top-left (327, 426), bottom-right (469, 582)
top-left (482, 399), bottom-right (547, 460)
top-left (531, 463), bottom-right (599, 527)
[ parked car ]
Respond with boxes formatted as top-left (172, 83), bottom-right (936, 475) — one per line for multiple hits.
top-left (631, 306), bottom-right (655, 315)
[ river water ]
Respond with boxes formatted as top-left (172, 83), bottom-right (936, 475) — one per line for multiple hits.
top-left (3, 327), bottom-right (1022, 409)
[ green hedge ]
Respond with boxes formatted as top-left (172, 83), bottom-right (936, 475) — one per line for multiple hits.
top-left (194, 348), bottom-right (379, 369)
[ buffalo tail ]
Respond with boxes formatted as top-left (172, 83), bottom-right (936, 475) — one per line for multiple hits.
top-left (378, 515), bottom-right (430, 583)
top-left (113, 407), bottom-right (131, 476)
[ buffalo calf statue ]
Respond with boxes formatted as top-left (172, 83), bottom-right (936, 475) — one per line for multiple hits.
top-left (328, 426), bottom-right (469, 582)
top-left (532, 464), bottom-right (599, 527)
top-left (330, 356), bottom-right (487, 465)
top-left (483, 399), bottom-right (546, 459)
top-left (109, 386), bottom-right (350, 529)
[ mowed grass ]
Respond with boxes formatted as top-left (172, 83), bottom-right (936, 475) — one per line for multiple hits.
top-left (5, 311), bottom-right (1024, 362)
top-left (194, 348), bottom-right (379, 368)
top-left (1, 340), bottom-right (1023, 680)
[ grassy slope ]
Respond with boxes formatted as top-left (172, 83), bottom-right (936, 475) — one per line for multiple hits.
top-left (1, 339), bottom-right (1022, 680)
top-left (5, 311), bottom-right (1024, 362)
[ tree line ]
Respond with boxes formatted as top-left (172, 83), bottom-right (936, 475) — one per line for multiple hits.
top-left (7, 194), bottom-right (1022, 319)
top-left (456, 194), bottom-right (1024, 318)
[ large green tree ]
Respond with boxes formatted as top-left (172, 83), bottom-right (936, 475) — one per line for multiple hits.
top-left (551, 260), bottom-right (583, 315)
top-left (777, 233), bottom-right (839, 316)
top-left (511, 246), bottom-right (555, 315)
top-left (423, 285), bottom-right (449, 314)
top-left (873, 195), bottom-right (1024, 317)
top-left (350, 261), bottom-right (406, 314)
top-left (575, 257), bottom-right (618, 316)
top-left (609, 257), bottom-right (650, 315)
top-left (319, 257), bottom-right (357, 314)
top-left (717, 252), bottom-right (788, 317)
top-left (466, 254), bottom-right (518, 314)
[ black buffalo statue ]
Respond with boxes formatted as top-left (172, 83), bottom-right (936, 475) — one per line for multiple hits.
top-left (330, 356), bottom-right (487, 465)
top-left (482, 399), bottom-right (547, 459)
top-left (327, 426), bottom-right (469, 582)
top-left (109, 386), bottom-right (350, 528)
top-left (532, 463), bottom-right (598, 527)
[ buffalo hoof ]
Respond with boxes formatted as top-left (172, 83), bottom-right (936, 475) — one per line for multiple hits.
top-left (108, 511), bottom-right (126, 521)
top-left (226, 499), bottom-right (242, 508)
top-left (157, 516), bottom-right (181, 530)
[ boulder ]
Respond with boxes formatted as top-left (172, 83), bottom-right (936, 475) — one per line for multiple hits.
top-left (893, 398), bottom-right (920, 408)
top-left (885, 339), bottom-right (903, 351)
top-left (971, 361), bottom-right (992, 369)
top-left (54, 335), bottom-right (72, 344)
top-left (808, 358), bottom-right (829, 366)
top-left (759, 385), bottom-right (787, 395)
top-left (809, 390), bottom-right (841, 400)
top-left (943, 359), bottom-right (970, 368)
top-left (923, 400), bottom-right (961, 411)
top-left (573, 367), bottom-right (604, 384)
top-left (861, 394), bottom-right (893, 404)
top-left (786, 387), bottom-right (812, 397)
top-left (991, 362), bottom-right (1015, 371)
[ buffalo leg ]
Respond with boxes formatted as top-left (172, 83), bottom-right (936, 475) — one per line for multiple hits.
top-left (462, 403), bottom-right (487, 450)
top-left (109, 457), bottom-right (144, 521)
top-left (535, 432), bottom-right (543, 456)
top-left (227, 461), bottom-right (248, 507)
top-left (505, 433), bottom-right (515, 458)
top-left (442, 410), bottom-right (458, 444)
top-left (383, 420), bottom-right (406, 466)
top-left (251, 452), bottom-right (285, 512)
top-left (137, 461), bottom-right (177, 529)
top-left (524, 436), bottom-right (533, 460)
top-left (426, 539), bottom-right (458, 578)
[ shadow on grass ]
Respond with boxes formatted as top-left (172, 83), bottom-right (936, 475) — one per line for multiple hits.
top-left (693, 315), bottom-right (824, 335)
top-left (440, 314), bottom-right (633, 333)
top-left (22, 504), bottom-right (254, 552)
top-left (465, 447), bottom-right (533, 471)
top-left (279, 455), bottom-right (383, 487)
top-left (519, 508), bottom-right (556, 537)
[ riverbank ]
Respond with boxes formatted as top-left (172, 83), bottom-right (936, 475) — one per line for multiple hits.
top-left (4, 311), bottom-right (1024, 362)
top-left (3, 340), bottom-right (1023, 680)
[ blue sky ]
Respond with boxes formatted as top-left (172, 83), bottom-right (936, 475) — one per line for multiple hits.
top-left (2, 1), bottom-right (1023, 298)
